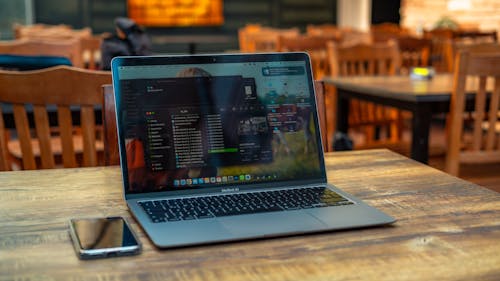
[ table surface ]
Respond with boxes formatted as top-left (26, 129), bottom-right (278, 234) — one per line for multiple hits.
top-left (1, 149), bottom-right (499, 281)
top-left (324, 74), bottom-right (489, 102)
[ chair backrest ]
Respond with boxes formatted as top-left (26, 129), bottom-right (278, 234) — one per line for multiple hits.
top-left (238, 24), bottom-right (263, 52)
top-left (14, 24), bottom-right (102, 70)
top-left (306, 24), bottom-right (342, 39)
top-left (445, 48), bottom-right (500, 176)
top-left (278, 35), bottom-right (338, 79)
top-left (327, 40), bottom-right (400, 76)
top-left (0, 66), bottom-right (112, 170)
top-left (80, 36), bottom-right (103, 70)
top-left (424, 29), bottom-right (455, 73)
top-left (339, 30), bottom-right (373, 47)
top-left (423, 28), bottom-right (454, 39)
top-left (0, 39), bottom-right (82, 68)
top-left (396, 36), bottom-right (432, 74)
top-left (371, 23), bottom-right (410, 42)
top-left (102, 84), bottom-right (120, 166)
top-left (371, 23), bottom-right (409, 34)
top-left (443, 42), bottom-right (500, 73)
top-left (14, 23), bottom-right (92, 41)
top-left (240, 27), bottom-right (300, 52)
top-left (453, 30), bottom-right (497, 43)
top-left (424, 29), bottom-right (498, 73)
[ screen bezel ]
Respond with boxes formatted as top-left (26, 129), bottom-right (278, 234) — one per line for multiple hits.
top-left (111, 53), bottom-right (327, 200)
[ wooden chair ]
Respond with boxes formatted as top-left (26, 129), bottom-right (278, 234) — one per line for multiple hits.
top-left (327, 40), bottom-right (404, 147)
top-left (371, 23), bottom-right (410, 43)
top-left (0, 39), bottom-right (83, 68)
top-left (445, 48), bottom-right (500, 176)
top-left (371, 23), bottom-right (410, 34)
top-left (0, 66), bottom-right (112, 171)
top-left (396, 36), bottom-right (432, 74)
top-left (424, 28), bottom-right (456, 73)
top-left (453, 29), bottom-right (497, 44)
top-left (238, 24), bottom-right (263, 52)
top-left (441, 42), bottom-right (500, 73)
top-left (306, 24), bottom-right (342, 39)
top-left (328, 40), bottom-right (400, 76)
top-left (13, 23), bottom-right (103, 70)
top-left (339, 30), bottom-right (373, 47)
top-left (80, 36), bottom-right (103, 70)
top-left (425, 28), bottom-right (499, 73)
top-left (14, 23), bottom-right (92, 42)
top-left (239, 27), bottom-right (300, 52)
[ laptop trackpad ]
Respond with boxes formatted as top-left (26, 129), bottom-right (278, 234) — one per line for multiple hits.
top-left (219, 212), bottom-right (325, 237)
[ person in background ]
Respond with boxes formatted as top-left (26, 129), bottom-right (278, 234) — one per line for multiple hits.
top-left (100, 17), bottom-right (152, 70)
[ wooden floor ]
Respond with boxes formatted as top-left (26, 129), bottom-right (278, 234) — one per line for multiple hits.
top-left (351, 121), bottom-right (500, 193)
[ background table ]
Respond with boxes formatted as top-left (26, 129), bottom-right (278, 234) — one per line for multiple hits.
top-left (1, 149), bottom-right (499, 280)
top-left (324, 74), bottom-right (487, 163)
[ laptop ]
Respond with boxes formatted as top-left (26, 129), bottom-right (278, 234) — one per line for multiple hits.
top-left (111, 52), bottom-right (395, 248)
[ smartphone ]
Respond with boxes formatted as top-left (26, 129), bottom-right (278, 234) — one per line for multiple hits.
top-left (68, 216), bottom-right (141, 259)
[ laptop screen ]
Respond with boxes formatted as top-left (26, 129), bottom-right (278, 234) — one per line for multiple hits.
top-left (112, 53), bottom-right (326, 194)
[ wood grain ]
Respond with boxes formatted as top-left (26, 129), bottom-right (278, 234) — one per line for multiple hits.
top-left (0, 149), bottom-right (498, 281)
top-left (0, 65), bottom-right (111, 170)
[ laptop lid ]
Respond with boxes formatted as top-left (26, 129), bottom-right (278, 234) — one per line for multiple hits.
top-left (111, 53), bottom-right (327, 200)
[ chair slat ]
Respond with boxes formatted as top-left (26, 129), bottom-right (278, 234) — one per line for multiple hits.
top-left (0, 66), bottom-right (111, 170)
top-left (497, 124), bottom-right (500, 151)
top-left (81, 106), bottom-right (97, 167)
top-left (459, 151), bottom-right (500, 163)
top-left (12, 105), bottom-right (36, 169)
top-left (377, 60), bottom-right (387, 75)
top-left (366, 61), bottom-right (372, 75)
top-left (472, 77), bottom-right (487, 151)
top-left (0, 106), bottom-right (10, 171)
top-left (33, 105), bottom-right (55, 169)
top-left (445, 51), bottom-right (469, 176)
top-left (485, 78), bottom-right (500, 150)
top-left (57, 106), bottom-right (77, 168)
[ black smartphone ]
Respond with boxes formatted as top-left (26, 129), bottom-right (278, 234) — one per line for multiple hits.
top-left (68, 216), bottom-right (141, 259)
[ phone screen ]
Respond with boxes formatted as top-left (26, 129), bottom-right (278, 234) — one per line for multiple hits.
top-left (69, 217), bottom-right (141, 258)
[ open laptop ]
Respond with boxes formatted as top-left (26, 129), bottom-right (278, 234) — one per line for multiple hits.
top-left (111, 52), bottom-right (395, 248)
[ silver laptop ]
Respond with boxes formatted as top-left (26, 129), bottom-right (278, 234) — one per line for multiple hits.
top-left (111, 53), bottom-right (395, 248)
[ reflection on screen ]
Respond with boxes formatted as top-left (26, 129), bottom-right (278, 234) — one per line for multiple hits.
top-left (73, 218), bottom-right (137, 250)
top-left (119, 61), bottom-right (322, 193)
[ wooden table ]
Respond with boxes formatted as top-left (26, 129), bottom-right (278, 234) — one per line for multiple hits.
top-left (1, 149), bottom-right (499, 280)
top-left (324, 74), bottom-right (486, 163)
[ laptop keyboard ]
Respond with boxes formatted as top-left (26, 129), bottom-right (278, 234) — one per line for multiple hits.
top-left (139, 186), bottom-right (353, 223)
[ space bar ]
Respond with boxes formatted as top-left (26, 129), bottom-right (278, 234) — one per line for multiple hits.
top-left (213, 206), bottom-right (283, 217)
